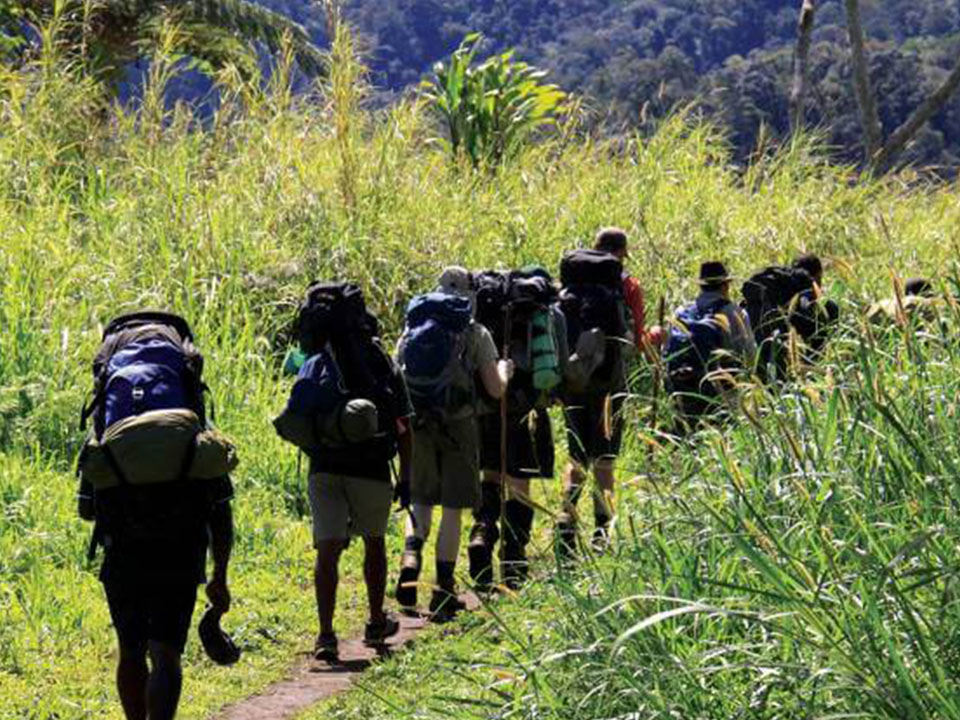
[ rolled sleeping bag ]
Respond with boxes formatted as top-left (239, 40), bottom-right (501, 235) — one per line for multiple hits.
top-left (79, 409), bottom-right (239, 490)
top-left (273, 398), bottom-right (379, 452)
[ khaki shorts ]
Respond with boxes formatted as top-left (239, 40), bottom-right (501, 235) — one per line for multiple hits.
top-left (308, 473), bottom-right (393, 544)
top-left (411, 418), bottom-right (480, 509)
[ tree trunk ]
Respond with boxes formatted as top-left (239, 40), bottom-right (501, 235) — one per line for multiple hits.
top-left (789, 0), bottom-right (817, 133)
top-left (843, 0), bottom-right (882, 164)
top-left (874, 55), bottom-right (960, 171)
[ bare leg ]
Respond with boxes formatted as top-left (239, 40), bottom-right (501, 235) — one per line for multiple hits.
top-left (315, 539), bottom-right (347, 636)
top-left (116, 644), bottom-right (148, 720)
top-left (145, 641), bottom-right (182, 720)
top-left (363, 536), bottom-right (388, 625)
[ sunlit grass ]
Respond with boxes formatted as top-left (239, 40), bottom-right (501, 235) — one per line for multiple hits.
top-left (3, 27), bottom-right (960, 720)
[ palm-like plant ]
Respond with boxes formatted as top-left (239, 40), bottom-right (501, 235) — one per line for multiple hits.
top-left (424, 33), bottom-right (568, 169)
top-left (3, 0), bottom-right (324, 79)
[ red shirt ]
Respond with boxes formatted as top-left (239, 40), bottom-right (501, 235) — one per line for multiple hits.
top-left (623, 275), bottom-right (646, 349)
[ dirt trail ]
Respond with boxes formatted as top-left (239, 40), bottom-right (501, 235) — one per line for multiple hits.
top-left (215, 594), bottom-right (479, 720)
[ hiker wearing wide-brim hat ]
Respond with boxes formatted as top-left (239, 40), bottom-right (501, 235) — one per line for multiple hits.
top-left (697, 260), bottom-right (735, 288)
top-left (661, 260), bottom-right (758, 430)
top-left (694, 261), bottom-right (755, 358)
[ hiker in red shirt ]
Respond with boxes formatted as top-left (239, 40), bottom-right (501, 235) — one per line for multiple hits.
top-left (594, 228), bottom-right (663, 353)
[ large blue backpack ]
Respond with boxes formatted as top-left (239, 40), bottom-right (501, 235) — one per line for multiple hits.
top-left (81, 312), bottom-right (206, 440)
top-left (664, 300), bottom-right (728, 396)
top-left (398, 292), bottom-right (474, 423)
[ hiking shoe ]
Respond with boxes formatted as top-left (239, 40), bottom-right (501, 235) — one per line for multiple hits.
top-left (395, 564), bottom-right (420, 611)
top-left (363, 613), bottom-right (401, 647)
top-left (429, 589), bottom-right (467, 623)
top-left (313, 632), bottom-right (338, 662)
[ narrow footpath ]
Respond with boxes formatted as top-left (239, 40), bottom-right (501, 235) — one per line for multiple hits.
top-left (215, 593), bottom-right (480, 720)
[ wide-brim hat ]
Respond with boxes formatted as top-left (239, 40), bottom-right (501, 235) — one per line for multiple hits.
top-left (698, 261), bottom-right (733, 286)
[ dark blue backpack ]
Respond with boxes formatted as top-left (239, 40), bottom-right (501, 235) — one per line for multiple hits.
top-left (102, 339), bottom-right (190, 429)
top-left (287, 349), bottom-right (349, 418)
top-left (398, 293), bottom-right (474, 422)
top-left (82, 312), bottom-right (205, 440)
top-left (664, 300), bottom-right (728, 395)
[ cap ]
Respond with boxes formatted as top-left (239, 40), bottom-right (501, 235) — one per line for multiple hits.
top-left (438, 266), bottom-right (474, 297)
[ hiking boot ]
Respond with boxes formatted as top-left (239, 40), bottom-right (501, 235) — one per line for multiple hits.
top-left (395, 565), bottom-right (420, 611)
top-left (313, 632), bottom-right (339, 662)
top-left (363, 613), bottom-right (401, 647)
top-left (468, 483), bottom-right (502, 591)
top-left (395, 543), bottom-right (422, 611)
top-left (429, 589), bottom-right (466, 623)
top-left (467, 528), bottom-right (495, 592)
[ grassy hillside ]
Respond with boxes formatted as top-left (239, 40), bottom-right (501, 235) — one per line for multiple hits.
top-left (2, 39), bottom-right (960, 719)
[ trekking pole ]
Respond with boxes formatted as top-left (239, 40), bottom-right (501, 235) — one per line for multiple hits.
top-left (498, 302), bottom-right (513, 582)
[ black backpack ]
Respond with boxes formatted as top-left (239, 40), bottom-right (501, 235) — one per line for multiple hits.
top-left (289, 282), bottom-right (402, 465)
top-left (559, 249), bottom-right (623, 288)
top-left (298, 282), bottom-right (379, 356)
top-left (558, 250), bottom-right (626, 388)
top-left (741, 266), bottom-right (816, 341)
top-left (80, 311), bottom-right (207, 440)
top-left (473, 269), bottom-right (559, 413)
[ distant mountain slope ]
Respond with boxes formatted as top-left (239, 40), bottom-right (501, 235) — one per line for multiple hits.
top-left (260, 0), bottom-right (960, 167)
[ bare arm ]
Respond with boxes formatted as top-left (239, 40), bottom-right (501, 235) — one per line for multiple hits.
top-left (207, 497), bottom-right (234, 612)
top-left (478, 360), bottom-right (510, 399)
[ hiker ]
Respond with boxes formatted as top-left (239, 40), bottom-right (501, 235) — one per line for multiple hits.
top-left (555, 242), bottom-right (636, 555)
top-left (867, 277), bottom-right (942, 327)
top-left (664, 261), bottom-right (757, 426)
top-left (594, 227), bottom-right (664, 354)
top-left (394, 267), bottom-right (512, 619)
top-left (742, 254), bottom-right (839, 381)
top-left (273, 283), bottom-right (413, 661)
top-left (468, 266), bottom-right (569, 591)
top-left (77, 312), bottom-right (237, 720)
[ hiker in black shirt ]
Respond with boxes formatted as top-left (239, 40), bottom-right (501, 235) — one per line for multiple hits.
top-left (76, 311), bottom-right (236, 720)
top-left (96, 479), bottom-right (234, 720)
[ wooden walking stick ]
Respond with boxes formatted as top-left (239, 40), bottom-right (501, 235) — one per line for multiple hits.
top-left (498, 298), bottom-right (514, 578)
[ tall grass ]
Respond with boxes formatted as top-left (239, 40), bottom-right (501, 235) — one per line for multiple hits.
top-left (2, 19), bottom-right (960, 719)
top-left (309, 296), bottom-right (960, 720)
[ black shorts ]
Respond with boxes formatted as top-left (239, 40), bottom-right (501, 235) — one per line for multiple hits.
top-left (103, 576), bottom-right (199, 654)
top-left (563, 392), bottom-right (625, 467)
top-left (478, 409), bottom-right (555, 479)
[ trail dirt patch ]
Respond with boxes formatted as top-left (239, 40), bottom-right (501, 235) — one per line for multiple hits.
top-left (216, 594), bottom-right (479, 720)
